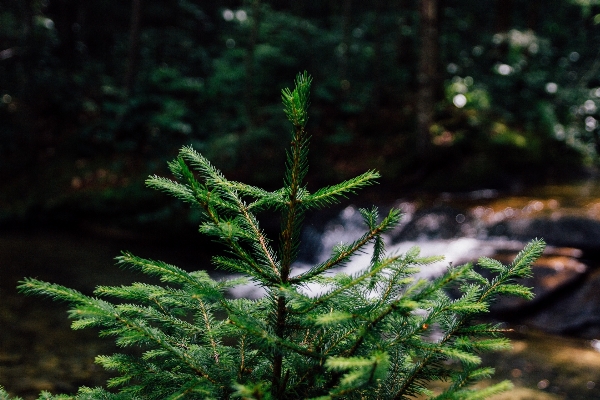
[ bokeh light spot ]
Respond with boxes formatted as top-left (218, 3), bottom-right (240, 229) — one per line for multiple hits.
top-left (235, 10), bottom-right (247, 22)
top-left (43, 18), bottom-right (54, 29)
top-left (71, 177), bottom-right (83, 189)
top-left (569, 51), bottom-right (580, 62)
top-left (584, 100), bottom-right (597, 113)
top-left (352, 28), bottom-right (363, 38)
top-left (528, 42), bottom-right (539, 54)
top-left (545, 82), bottom-right (558, 94)
top-left (537, 379), bottom-right (550, 390)
top-left (497, 64), bottom-right (513, 75)
top-left (585, 116), bottom-right (597, 132)
top-left (222, 9), bottom-right (234, 21)
top-left (453, 94), bottom-right (467, 108)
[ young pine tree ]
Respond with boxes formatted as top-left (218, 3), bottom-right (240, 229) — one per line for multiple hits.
top-left (6, 72), bottom-right (545, 399)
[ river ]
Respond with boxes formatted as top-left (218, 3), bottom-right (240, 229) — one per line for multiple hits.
top-left (2, 182), bottom-right (600, 399)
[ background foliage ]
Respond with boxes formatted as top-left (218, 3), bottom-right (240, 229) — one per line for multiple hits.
top-left (1, 0), bottom-right (599, 227)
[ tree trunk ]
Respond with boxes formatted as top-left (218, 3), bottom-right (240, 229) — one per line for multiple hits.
top-left (124, 0), bottom-right (141, 96)
top-left (416, 0), bottom-right (439, 157)
top-left (339, 0), bottom-right (352, 89)
top-left (245, 0), bottom-right (261, 129)
top-left (372, 0), bottom-right (383, 107)
top-left (496, 0), bottom-right (513, 33)
top-left (527, 1), bottom-right (539, 31)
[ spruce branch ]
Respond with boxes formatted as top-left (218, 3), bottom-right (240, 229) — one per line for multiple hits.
top-left (227, 315), bottom-right (324, 360)
top-left (293, 254), bottom-right (404, 315)
top-left (303, 170), bottom-right (380, 209)
top-left (115, 253), bottom-right (223, 295)
top-left (281, 71), bottom-right (311, 129)
top-left (178, 145), bottom-right (227, 187)
top-left (234, 195), bottom-right (280, 278)
top-left (391, 241), bottom-right (545, 399)
top-left (478, 238), bottom-right (545, 303)
top-left (290, 207), bottom-right (402, 284)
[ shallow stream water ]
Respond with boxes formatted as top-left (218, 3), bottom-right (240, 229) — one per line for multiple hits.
top-left (3, 182), bottom-right (600, 399)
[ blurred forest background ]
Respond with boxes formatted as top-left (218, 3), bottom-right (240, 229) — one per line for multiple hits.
top-left (2, 0), bottom-right (600, 232)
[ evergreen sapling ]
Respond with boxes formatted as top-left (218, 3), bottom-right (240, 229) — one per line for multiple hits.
top-left (6, 72), bottom-right (545, 399)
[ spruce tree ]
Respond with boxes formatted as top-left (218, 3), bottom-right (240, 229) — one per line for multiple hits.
top-left (5, 72), bottom-right (545, 399)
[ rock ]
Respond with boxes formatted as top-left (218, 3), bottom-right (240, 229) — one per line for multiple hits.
top-left (525, 268), bottom-right (600, 338)
top-left (392, 205), bottom-right (471, 242)
top-left (298, 203), bottom-right (600, 339)
top-left (489, 248), bottom-right (588, 313)
top-left (490, 216), bottom-right (600, 251)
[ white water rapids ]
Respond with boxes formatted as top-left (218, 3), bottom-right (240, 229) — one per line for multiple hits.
top-left (230, 203), bottom-right (528, 298)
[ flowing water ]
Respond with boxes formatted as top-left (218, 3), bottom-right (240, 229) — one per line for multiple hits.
top-left (3, 182), bottom-right (600, 398)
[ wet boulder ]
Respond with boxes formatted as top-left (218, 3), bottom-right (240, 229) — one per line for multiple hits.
top-left (524, 268), bottom-right (600, 338)
top-left (490, 216), bottom-right (600, 252)
top-left (392, 205), bottom-right (471, 242)
top-left (487, 247), bottom-right (588, 314)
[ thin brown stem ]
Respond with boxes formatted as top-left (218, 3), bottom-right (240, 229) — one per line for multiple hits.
top-left (197, 298), bottom-right (219, 363)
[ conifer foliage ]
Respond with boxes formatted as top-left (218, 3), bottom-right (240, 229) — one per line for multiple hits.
top-left (8, 73), bottom-right (545, 399)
